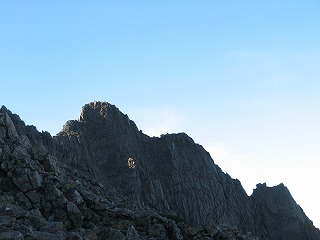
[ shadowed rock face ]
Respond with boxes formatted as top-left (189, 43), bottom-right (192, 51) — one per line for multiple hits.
top-left (54, 102), bottom-right (320, 239)
top-left (55, 102), bottom-right (255, 230)
top-left (0, 105), bottom-right (186, 239)
top-left (1, 102), bottom-right (320, 240)
top-left (251, 183), bottom-right (320, 240)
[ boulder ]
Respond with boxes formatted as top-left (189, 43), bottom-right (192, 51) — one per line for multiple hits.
top-left (66, 202), bottom-right (83, 228)
top-left (12, 175), bottom-right (33, 193)
top-left (40, 221), bottom-right (65, 233)
top-left (0, 231), bottom-right (24, 240)
top-left (126, 225), bottom-right (141, 240)
top-left (27, 171), bottom-right (42, 189)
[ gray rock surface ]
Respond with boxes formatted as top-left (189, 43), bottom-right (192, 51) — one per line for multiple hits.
top-left (0, 231), bottom-right (24, 240)
top-left (251, 183), bottom-right (320, 240)
top-left (0, 106), bottom-right (193, 239)
top-left (0, 103), bottom-right (319, 240)
top-left (55, 102), bottom-right (255, 230)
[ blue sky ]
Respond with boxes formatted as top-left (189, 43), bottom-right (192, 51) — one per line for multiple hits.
top-left (1, 1), bottom-right (320, 228)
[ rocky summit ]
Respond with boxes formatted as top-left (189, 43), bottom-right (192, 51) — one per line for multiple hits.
top-left (0, 102), bottom-right (319, 240)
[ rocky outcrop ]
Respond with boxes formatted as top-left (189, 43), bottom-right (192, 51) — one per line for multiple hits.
top-left (251, 183), bottom-right (320, 240)
top-left (54, 102), bottom-right (320, 239)
top-left (0, 105), bottom-right (255, 239)
top-left (55, 102), bottom-right (255, 231)
top-left (0, 106), bottom-right (182, 239)
top-left (1, 102), bottom-right (319, 239)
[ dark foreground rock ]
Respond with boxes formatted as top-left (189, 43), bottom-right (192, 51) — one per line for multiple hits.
top-left (0, 102), bottom-right (319, 240)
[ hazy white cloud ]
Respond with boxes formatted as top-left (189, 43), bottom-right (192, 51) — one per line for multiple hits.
top-left (204, 139), bottom-right (320, 228)
top-left (223, 48), bottom-right (320, 87)
top-left (204, 142), bottom-right (246, 163)
top-left (129, 106), bottom-right (184, 137)
top-left (203, 142), bottom-right (250, 182)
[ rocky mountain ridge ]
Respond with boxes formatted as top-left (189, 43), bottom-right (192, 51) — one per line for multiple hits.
top-left (0, 102), bottom-right (319, 240)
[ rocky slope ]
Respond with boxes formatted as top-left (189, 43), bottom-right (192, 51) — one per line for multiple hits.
top-left (0, 102), bottom-right (319, 240)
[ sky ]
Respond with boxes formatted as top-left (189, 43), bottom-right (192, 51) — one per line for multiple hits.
top-left (1, 0), bottom-right (320, 228)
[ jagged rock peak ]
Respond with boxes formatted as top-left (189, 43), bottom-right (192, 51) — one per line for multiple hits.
top-left (253, 182), bottom-right (289, 196)
top-left (0, 105), bottom-right (8, 112)
top-left (58, 101), bottom-right (141, 138)
top-left (79, 101), bottom-right (121, 122)
top-left (251, 182), bottom-right (320, 239)
top-left (0, 105), bottom-right (15, 117)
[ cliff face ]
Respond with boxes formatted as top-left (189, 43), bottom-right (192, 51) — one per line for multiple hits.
top-left (55, 102), bottom-right (255, 231)
top-left (251, 183), bottom-right (320, 240)
top-left (0, 106), bottom-right (186, 240)
top-left (1, 102), bottom-right (320, 240)
top-left (54, 102), bottom-right (320, 239)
